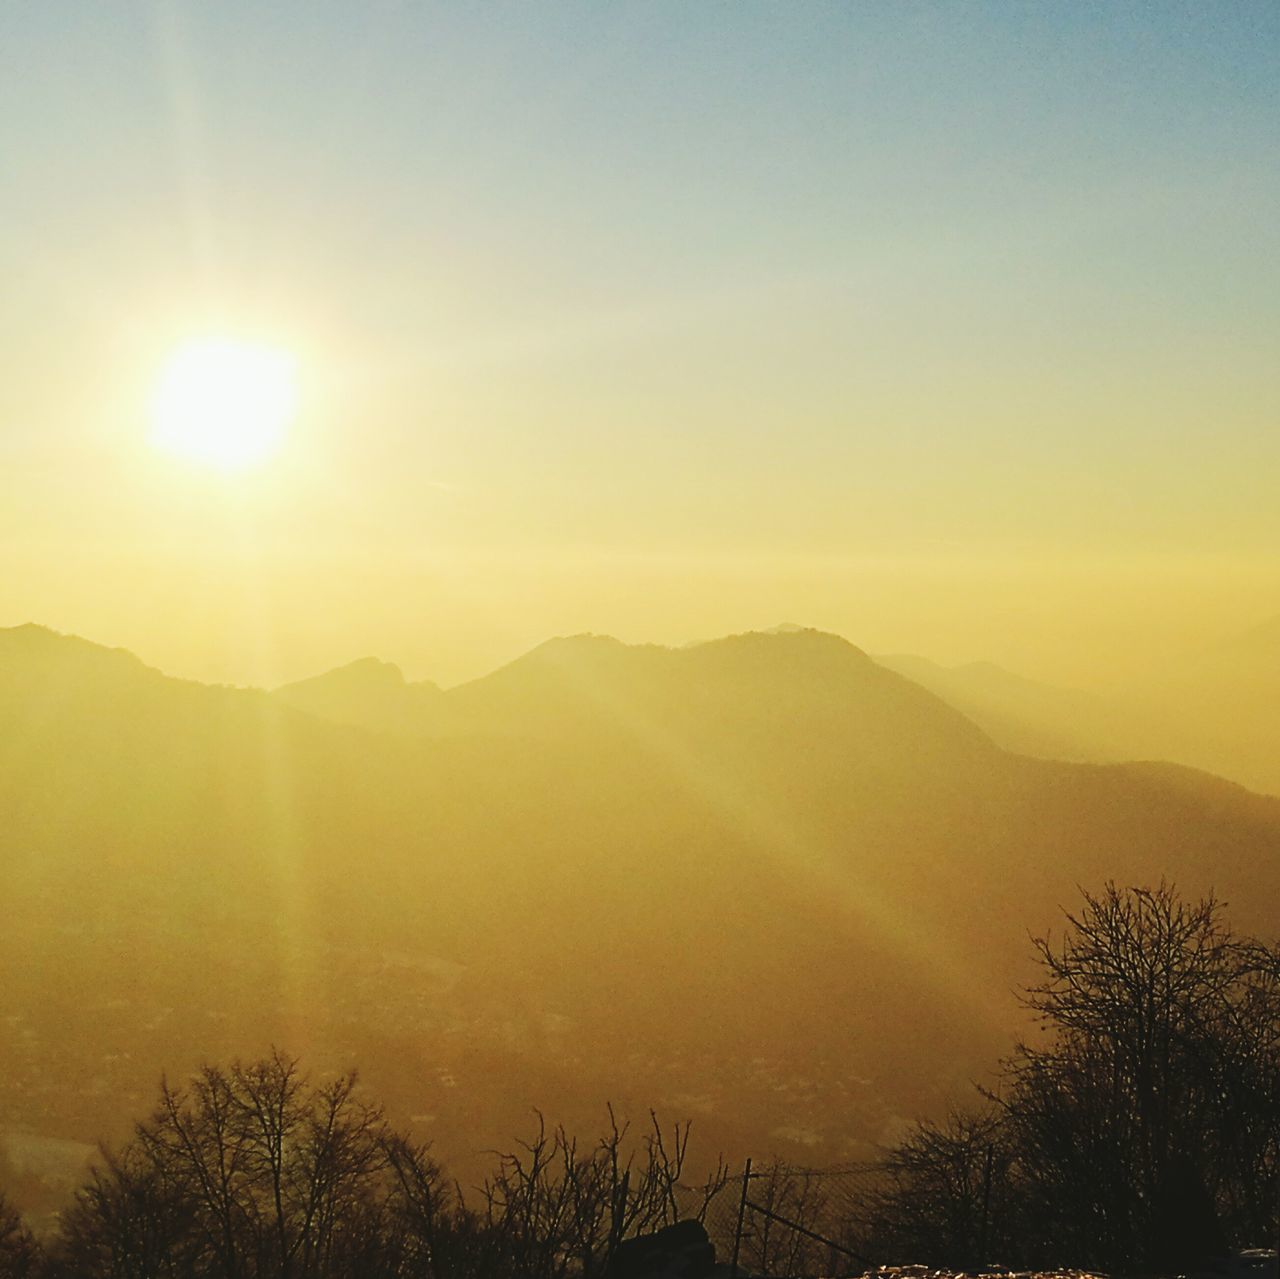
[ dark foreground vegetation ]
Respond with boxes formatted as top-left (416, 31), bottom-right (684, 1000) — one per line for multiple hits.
top-left (864, 883), bottom-right (1280, 1277)
top-left (3, 884), bottom-right (1279, 1279)
top-left (0, 1062), bottom-right (729, 1279)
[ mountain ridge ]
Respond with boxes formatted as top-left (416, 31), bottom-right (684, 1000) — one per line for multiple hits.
top-left (5, 618), bottom-right (1280, 1177)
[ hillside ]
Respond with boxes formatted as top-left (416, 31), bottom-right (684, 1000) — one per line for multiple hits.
top-left (878, 645), bottom-right (1280, 797)
top-left (874, 653), bottom-right (1159, 762)
top-left (274, 658), bottom-right (448, 737)
top-left (4, 623), bottom-right (1280, 1186)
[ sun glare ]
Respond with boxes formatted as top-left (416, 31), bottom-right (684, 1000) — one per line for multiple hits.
top-left (150, 338), bottom-right (297, 471)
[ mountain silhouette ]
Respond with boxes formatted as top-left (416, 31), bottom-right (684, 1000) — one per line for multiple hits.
top-left (880, 638), bottom-right (1280, 797)
top-left (1148, 617), bottom-right (1280, 795)
top-left (275, 657), bottom-right (446, 736)
top-left (4, 622), bottom-right (1280, 1176)
top-left (442, 628), bottom-right (995, 765)
top-left (875, 652), bottom-right (1154, 763)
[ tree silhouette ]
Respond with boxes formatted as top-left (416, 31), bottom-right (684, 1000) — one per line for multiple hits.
top-left (996, 882), bottom-right (1280, 1270)
top-left (38, 1058), bottom-right (726, 1278)
top-left (853, 884), bottom-right (1280, 1273)
top-left (0, 1191), bottom-right (40, 1279)
top-left (476, 1107), bottom-right (727, 1279)
top-left (49, 1053), bottom-right (402, 1278)
top-left (862, 1109), bottom-right (1010, 1269)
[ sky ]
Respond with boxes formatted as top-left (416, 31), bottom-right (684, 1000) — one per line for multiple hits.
top-left (2, 2), bottom-right (1278, 687)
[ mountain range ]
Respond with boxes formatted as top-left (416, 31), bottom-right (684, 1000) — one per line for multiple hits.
top-left (878, 627), bottom-right (1280, 796)
top-left (3, 620), bottom-right (1279, 1192)
top-left (274, 623), bottom-right (1280, 796)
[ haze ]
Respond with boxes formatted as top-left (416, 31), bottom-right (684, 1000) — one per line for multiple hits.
top-left (3, 3), bottom-right (1278, 689)
top-left (4, 6), bottom-right (1280, 1269)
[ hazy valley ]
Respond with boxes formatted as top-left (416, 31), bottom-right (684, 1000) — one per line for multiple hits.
top-left (5, 620), bottom-right (1280, 1211)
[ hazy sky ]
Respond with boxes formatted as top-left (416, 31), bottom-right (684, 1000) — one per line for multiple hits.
top-left (3, 2), bottom-right (1278, 686)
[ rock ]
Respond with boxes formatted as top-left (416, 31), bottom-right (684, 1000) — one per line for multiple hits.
top-left (607, 1219), bottom-right (719, 1279)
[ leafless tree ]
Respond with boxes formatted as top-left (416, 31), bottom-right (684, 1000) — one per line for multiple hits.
top-left (730, 1162), bottom-right (833, 1279)
top-left (0, 1192), bottom-right (40, 1279)
top-left (476, 1107), bottom-right (728, 1278)
top-left (859, 884), bottom-right (1280, 1272)
top-left (857, 1110), bottom-right (1010, 1269)
top-left (49, 1052), bottom-right (399, 1278)
top-left (44, 1061), bottom-right (723, 1279)
top-left (995, 882), bottom-right (1280, 1270)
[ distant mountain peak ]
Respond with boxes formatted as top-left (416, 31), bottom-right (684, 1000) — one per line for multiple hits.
top-left (506, 634), bottom-right (632, 670)
top-left (533, 633), bottom-right (632, 655)
top-left (3, 621), bottom-right (104, 650)
top-left (520, 627), bottom-right (870, 670)
top-left (698, 626), bottom-right (874, 665)
top-left (277, 657), bottom-right (408, 694)
top-left (5, 621), bottom-right (60, 639)
top-left (270, 655), bottom-right (443, 736)
top-left (0, 622), bottom-right (152, 675)
top-left (335, 656), bottom-right (407, 686)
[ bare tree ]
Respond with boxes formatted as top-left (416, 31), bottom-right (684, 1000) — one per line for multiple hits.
top-left (0, 1192), bottom-right (40, 1279)
top-left (857, 1110), bottom-right (1009, 1269)
top-left (996, 882), bottom-right (1280, 1270)
top-left (729, 1162), bottom-right (834, 1279)
top-left (45, 1062), bottom-right (723, 1279)
top-left (48, 1143), bottom-right (198, 1278)
top-left (859, 884), bottom-right (1280, 1273)
top-left (49, 1052), bottom-right (399, 1278)
top-left (477, 1107), bottom-right (727, 1279)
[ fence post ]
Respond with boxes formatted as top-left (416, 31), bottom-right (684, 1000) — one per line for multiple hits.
top-left (730, 1157), bottom-right (752, 1278)
top-left (979, 1142), bottom-right (994, 1263)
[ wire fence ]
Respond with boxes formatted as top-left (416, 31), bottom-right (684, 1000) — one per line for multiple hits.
top-left (677, 1159), bottom-right (892, 1278)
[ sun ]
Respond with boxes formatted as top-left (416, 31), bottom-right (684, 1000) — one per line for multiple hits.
top-left (150, 338), bottom-right (298, 471)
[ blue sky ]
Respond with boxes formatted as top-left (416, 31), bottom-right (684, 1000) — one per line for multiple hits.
top-left (2, 2), bottom-right (1278, 682)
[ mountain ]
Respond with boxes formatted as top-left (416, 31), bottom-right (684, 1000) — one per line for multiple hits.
top-left (444, 629), bottom-right (994, 758)
top-left (274, 657), bottom-right (447, 737)
top-left (272, 628), bottom-right (996, 765)
top-left (879, 637), bottom-right (1280, 798)
top-left (4, 622), bottom-right (1280, 1185)
top-left (1157, 615), bottom-right (1280, 793)
top-left (875, 653), bottom-right (1153, 763)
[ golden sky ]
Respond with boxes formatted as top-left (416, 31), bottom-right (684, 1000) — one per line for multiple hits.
top-left (3, 3), bottom-right (1277, 686)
